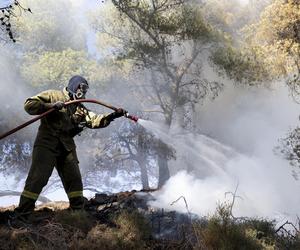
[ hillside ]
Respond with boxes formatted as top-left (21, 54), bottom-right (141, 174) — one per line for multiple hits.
top-left (0, 190), bottom-right (299, 250)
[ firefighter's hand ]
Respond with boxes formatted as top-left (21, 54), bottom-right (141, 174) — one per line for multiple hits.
top-left (114, 108), bottom-right (127, 118)
top-left (52, 101), bottom-right (65, 110)
top-left (107, 108), bottom-right (127, 122)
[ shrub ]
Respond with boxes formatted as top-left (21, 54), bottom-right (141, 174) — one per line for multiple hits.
top-left (193, 203), bottom-right (263, 250)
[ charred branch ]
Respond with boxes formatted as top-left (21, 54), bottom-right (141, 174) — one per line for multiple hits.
top-left (0, 190), bottom-right (51, 203)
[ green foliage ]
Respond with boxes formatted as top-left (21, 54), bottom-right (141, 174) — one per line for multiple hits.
top-left (195, 203), bottom-right (262, 250)
top-left (11, 0), bottom-right (108, 89)
top-left (245, 218), bottom-right (277, 239)
top-left (207, 0), bottom-right (300, 87)
top-left (112, 1), bottom-right (219, 59)
top-left (100, 0), bottom-right (225, 131)
top-left (92, 1), bottom-right (227, 189)
top-left (202, 0), bottom-right (270, 33)
top-left (211, 45), bottom-right (272, 85)
top-left (223, 0), bottom-right (300, 92)
top-left (21, 48), bottom-right (105, 88)
top-left (180, 6), bottom-right (216, 41)
top-left (192, 202), bottom-right (300, 250)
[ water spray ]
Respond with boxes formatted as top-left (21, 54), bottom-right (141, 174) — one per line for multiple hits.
top-left (0, 98), bottom-right (139, 140)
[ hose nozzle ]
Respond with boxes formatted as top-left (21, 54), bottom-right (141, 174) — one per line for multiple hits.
top-left (125, 113), bottom-right (139, 122)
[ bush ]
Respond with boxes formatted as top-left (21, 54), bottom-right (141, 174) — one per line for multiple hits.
top-left (193, 203), bottom-right (263, 250)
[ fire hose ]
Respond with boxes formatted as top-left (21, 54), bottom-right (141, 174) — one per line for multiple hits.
top-left (0, 99), bottom-right (139, 141)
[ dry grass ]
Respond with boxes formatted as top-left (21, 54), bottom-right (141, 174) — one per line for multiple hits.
top-left (1, 199), bottom-right (300, 250)
top-left (190, 203), bottom-right (300, 250)
top-left (190, 203), bottom-right (262, 249)
top-left (72, 210), bottom-right (151, 250)
top-left (0, 209), bottom-right (152, 250)
top-left (54, 210), bottom-right (94, 234)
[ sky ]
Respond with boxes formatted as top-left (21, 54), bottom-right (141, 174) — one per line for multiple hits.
top-left (0, 0), bottom-right (12, 7)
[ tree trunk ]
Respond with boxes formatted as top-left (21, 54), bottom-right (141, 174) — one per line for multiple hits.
top-left (157, 114), bottom-right (172, 188)
top-left (157, 140), bottom-right (170, 188)
top-left (158, 152), bottom-right (170, 188)
top-left (139, 158), bottom-right (150, 189)
top-left (174, 105), bottom-right (186, 131)
top-left (137, 134), bottom-right (150, 189)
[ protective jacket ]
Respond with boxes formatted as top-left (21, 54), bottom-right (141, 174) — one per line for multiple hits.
top-left (16, 88), bottom-right (111, 213)
top-left (24, 88), bottom-right (111, 151)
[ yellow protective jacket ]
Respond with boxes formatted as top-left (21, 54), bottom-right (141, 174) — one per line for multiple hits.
top-left (24, 88), bottom-right (111, 151)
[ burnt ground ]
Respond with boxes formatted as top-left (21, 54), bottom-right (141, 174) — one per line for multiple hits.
top-left (1, 190), bottom-right (299, 250)
top-left (0, 190), bottom-right (196, 250)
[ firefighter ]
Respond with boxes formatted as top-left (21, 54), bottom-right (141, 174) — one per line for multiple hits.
top-left (14, 75), bottom-right (126, 214)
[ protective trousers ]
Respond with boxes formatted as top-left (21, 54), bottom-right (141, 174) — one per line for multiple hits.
top-left (16, 142), bottom-right (84, 213)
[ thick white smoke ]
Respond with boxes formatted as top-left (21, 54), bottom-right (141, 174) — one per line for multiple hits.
top-left (147, 82), bottom-right (300, 221)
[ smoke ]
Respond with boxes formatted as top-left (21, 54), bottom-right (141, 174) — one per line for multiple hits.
top-left (0, 0), bottom-right (102, 205)
top-left (144, 0), bottom-right (300, 220)
top-left (0, 0), bottom-right (144, 207)
top-left (1, 0), bottom-right (299, 222)
top-left (237, 0), bottom-right (249, 5)
top-left (146, 82), bottom-right (300, 220)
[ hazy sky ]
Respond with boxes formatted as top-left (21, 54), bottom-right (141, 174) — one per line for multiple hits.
top-left (0, 0), bottom-right (12, 6)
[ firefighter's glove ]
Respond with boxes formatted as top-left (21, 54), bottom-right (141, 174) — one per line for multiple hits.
top-left (41, 101), bottom-right (65, 112)
top-left (114, 108), bottom-right (127, 118)
top-left (44, 101), bottom-right (65, 111)
top-left (107, 108), bottom-right (127, 122)
top-left (52, 101), bottom-right (65, 110)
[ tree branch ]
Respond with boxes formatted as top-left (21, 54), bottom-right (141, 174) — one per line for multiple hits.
top-left (0, 190), bottom-right (51, 203)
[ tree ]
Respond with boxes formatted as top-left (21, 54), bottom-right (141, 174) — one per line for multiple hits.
top-left (0, 0), bottom-right (31, 43)
top-left (13, 0), bottom-right (84, 51)
top-left (92, 120), bottom-right (175, 189)
top-left (92, 0), bottom-right (224, 187)
top-left (247, 0), bottom-right (300, 97)
top-left (213, 0), bottom-right (300, 95)
top-left (12, 0), bottom-right (140, 91)
top-left (277, 127), bottom-right (300, 180)
top-left (20, 49), bottom-right (107, 89)
top-left (11, 0), bottom-right (108, 89)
